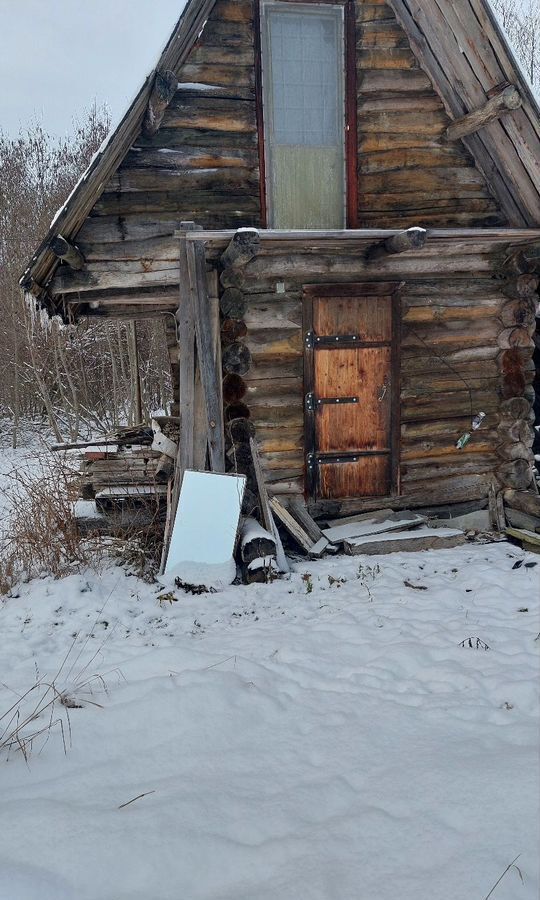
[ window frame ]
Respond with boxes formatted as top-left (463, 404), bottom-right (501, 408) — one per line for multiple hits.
top-left (255, 0), bottom-right (358, 229)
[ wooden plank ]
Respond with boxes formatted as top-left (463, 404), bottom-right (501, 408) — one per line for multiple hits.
top-left (269, 497), bottom-right (314, 553)
top-left (323, 512), bottom-right (426, 543)
top-left (187, 238), bottom-right (225, 472)
top-left (176, 224), bottom-right (196, 481)
top-left (505, 527), bottom-right (540, 551)
top-left (344, 526), bottom-right (465, 555)
top-left (286, 497), bottom-right (325, 543)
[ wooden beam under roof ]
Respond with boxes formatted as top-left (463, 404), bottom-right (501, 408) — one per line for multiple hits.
top-left (444, 85), bottom-right (522, 143)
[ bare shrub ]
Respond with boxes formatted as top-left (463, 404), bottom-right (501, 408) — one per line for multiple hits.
top-left (0, 452), bottom-right (94, 593)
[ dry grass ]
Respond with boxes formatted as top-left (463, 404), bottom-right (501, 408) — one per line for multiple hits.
top-left (0, 453), bottom-right (93, 593)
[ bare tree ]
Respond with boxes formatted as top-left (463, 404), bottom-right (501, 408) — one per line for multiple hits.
top-left (493, 0), bottom-right (539, 88)
top-left (0, 106), bottom-right (173, 446)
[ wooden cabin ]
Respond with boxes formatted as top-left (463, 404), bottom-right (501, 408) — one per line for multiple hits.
top-left (22, 0), bottom-right (540, 523)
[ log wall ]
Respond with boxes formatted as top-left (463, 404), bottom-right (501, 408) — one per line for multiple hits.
top-left (53, 0), bottom-right (507, 314)
top-left (216, 240), bottom-right (536, 514)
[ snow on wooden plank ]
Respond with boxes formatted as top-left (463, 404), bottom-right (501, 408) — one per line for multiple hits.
top-left (344, 527), bottom-right (465, 556)
top-left (95, 484), bottom-right (168, 498)
top-left (323, 513), bottom-right (427, 544)
top-left (308, 537), bottom-right (335, 559)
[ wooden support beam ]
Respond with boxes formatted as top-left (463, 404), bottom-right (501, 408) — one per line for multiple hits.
top-left (444, 85), bottom-right (522, 142)
top-left (186, 238), bottom-right (225, 473)
top-left (366, 227), bottom-right (427, 263)
top-left (176, 223), bottom-right (197, 484)
top-left (50, 234), bottom-right (85, 270)
top-left (220, 228), bottom-right (260, 271)
top-left (142, 69), bottom-right (177, 137)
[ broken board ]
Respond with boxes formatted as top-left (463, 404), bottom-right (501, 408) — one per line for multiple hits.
top-left (323, 512), bottom-right (427, 544)
top-left (343, 526), bottom-right (465, 556)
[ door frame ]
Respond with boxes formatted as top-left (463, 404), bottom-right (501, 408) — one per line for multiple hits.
top-left (302, 281), bottom-right (402, 501)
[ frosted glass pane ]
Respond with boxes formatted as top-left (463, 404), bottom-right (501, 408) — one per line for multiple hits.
top-left (272, 146), bottom-right (344, 229)
top-left (263, 4), bottom-right (345, 228)
top-left (267, 9), bottom-right (341, 147)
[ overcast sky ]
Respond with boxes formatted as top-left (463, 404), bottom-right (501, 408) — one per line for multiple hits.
top-left (0, 1), bottom-right (186, 139)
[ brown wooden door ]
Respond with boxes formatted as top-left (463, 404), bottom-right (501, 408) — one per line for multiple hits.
top-left (304, 284), bottom-right (399, 500)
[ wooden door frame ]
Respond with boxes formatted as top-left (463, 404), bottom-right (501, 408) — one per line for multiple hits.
top-left (254, 0), bottom-right (358, 229)
top-left (302, 281), bottom-right (402, 502)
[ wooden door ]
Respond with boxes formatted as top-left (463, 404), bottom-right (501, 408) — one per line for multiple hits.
top-left (304, 283), bottom-right (400, 500)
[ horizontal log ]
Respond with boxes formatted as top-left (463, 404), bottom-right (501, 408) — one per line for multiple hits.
top-left (357, 47), bottom-right (418, 70)
top-left (142, 69), bottom-right (177, 137)
top-left (504, 489), bottom-right (540, 519)
top-left (360, 147), bottom-right (472, 172)
top-left (497, 327), bottom-right (535, 349)
top-left (93, 190), bottom-right (259, 220)
top-left (124, 146), bottom-right (258, 171)
top-left (222, 341), bottom-right (252, 375)
top-left (106, 167), bottom-right (258, 194)
top-left (358, 69), bottom-right (432, 93)
top-left (496, 442), bottom-right (534, 461)
top-left (496, 459), bottom-right (534, 490)
top-left (499, 298), bottom-right (537, 328)
top-left (163, 96), bottom-right (256, 132)
top-left (220, 287), bottom-right (247, 319)
top-left (50, 234), bottom-right (85, 270)
top-left (403, 302), bottom-right (502, 324)
top-left (501, 274), bottom-right (539, 299)
top-left (222, 373), bottom-right (247, 403)
top-left (176, 62), bottom-right (255, 92)
top-left (221, 228), bottom-right (260, 270)
top-left (366, 226), bottom-right (427, 263)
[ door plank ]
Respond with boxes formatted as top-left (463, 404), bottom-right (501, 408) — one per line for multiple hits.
top-left (313, 294), bottom-right (392, 341)
top-left (314, 346), bottom-right (392, 452)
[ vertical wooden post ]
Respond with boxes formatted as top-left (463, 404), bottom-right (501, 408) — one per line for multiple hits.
top-left (128, 320), bottom-right (143, 424)
top-left (160, 222), bottom-right (197, 574)
top-left (176, 222), bottom-right (197, 482)
top-left (186, 237), bottom-right (225, 472)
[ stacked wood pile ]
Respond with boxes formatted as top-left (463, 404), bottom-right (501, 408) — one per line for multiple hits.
top-left (71, 420), bottom-right (180, 533)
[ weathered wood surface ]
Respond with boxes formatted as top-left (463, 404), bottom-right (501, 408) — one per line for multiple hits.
top-left (504, 489), bottom-right (540, 519)
top-left (343, 527), bottom-right (465, 555)
top-left (443, 85), bottom-right (522, 142)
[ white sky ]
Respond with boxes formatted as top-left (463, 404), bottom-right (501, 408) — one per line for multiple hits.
top-left (0, 0), bottom-right (185, 138)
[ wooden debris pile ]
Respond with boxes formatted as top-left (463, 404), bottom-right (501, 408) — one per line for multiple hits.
top-left (269, 501), bottom-right (466, 557)
top-left (59, 418), bottom-right (180, 534)
top-left (503, 489), bottom-right (540, 552)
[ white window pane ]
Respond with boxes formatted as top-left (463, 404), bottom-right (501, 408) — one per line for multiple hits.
top-left (267, 8), bottom-right (342, 147)
top-left (263, 3), bottom-right (345, 229)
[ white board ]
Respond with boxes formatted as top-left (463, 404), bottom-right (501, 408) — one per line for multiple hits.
top-left (164, 470), bottom-right (246, 588)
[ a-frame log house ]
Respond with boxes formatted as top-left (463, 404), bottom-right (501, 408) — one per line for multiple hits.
top-left (22, 0), bottom-right (540, 522)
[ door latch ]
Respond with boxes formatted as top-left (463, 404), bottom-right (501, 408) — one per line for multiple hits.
top-left (378, 375), bottom-right (389, 402)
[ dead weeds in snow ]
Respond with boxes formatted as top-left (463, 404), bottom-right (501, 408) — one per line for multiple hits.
top-left (0, 454), bottom-right (95, 593)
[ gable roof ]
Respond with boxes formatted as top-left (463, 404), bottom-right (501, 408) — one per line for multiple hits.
top-left (387, 0), bottom-right (540, 226)
top-left (22, 0), bottom-right (540, 304)
top-left (20, 0), bottom-right (219, 301)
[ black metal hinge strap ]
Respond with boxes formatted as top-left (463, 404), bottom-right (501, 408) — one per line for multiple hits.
top-left (306, 393), bottom-right (359, 410)
top-left (305, 331), bottom-right (391, 350)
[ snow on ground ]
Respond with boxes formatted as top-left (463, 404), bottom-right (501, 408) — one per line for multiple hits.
top-left (0, 541), bottom-right (539, 900)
